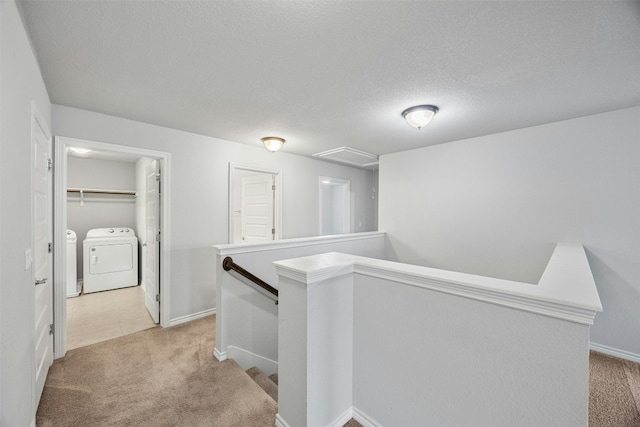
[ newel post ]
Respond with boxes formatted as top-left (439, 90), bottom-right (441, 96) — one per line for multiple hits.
top-left (274, 253), bottom-right (355, 427)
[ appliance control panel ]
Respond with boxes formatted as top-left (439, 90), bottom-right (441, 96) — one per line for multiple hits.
top-left (86, 227), bottom-right (136, 238)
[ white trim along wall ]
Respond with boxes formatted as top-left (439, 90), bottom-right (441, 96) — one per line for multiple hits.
top-left (590, 343), bottom-right (640, 364)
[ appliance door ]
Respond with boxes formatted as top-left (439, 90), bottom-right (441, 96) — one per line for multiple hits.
top-left (88, 242), bottom-right (134, 274)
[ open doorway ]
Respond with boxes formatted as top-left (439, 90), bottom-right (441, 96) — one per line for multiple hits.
top-left (228, 163), bottom-right (282, 244)
top-left (319, 176), bottom-right (351, 235)
top-left (53, 137), bottom-right (171, 358)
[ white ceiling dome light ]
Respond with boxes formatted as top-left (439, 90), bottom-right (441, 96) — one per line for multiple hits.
top-left (261, 136), bottom-right (285, 152)
top-left (402, 105), bottom-right (439, 130)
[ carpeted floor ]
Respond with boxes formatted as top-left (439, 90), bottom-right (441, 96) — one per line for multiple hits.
top-left (36, 315), bottom-right (276, 426)
top-left (589, 351), bottom-right (640, 427)
top-left (37, 315), bottom-right (640, 426)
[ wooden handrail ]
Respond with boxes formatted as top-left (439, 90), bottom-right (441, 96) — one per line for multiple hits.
top-left (222, 257), bottom-right (279, 304)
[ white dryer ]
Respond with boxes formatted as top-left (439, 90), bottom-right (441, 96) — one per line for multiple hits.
top-left (83, 227), bottom-right (138, 293)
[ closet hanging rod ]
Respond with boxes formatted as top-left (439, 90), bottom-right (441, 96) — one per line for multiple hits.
top-left (67, 188), bottom-right (137, 196)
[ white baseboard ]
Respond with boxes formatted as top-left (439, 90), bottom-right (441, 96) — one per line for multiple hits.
top-left (227, 345), bottom-right (278, 376)
top-left (328, 407), bottom-right (354, 427)
top-left (277, 410), bottom-right (356, 427)
top-left (276, 405), bottom-right (379, 427)
top-left (353, 406), bottom-right (383, 427)
top-left (214, 347), bottom-right (227, 362)
top-left (275, 414), bottom-right (290, 427)
top-left (168, 308), bottom-right (216, 327)
top-left (590, 342), bottom-right (640, 363)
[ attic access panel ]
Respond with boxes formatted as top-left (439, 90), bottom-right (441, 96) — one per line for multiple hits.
top-left (312, 147), bottom-right (379, 168)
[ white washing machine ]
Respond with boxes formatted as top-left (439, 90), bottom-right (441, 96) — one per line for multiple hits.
top-left (83, 227), bottom-right (138, 293)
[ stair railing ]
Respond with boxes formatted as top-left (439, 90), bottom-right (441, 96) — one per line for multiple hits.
top-left (222, 256), bottom-right (279, 305)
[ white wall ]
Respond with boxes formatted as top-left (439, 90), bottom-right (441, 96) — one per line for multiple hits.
top-left (67, 157), bottom-right (137, 280)
top-left (379, 106), bottom-right (640, 357)
top-left (0, 1), bottom-right (52, 424)
top-left (53, 105), bottom-right (378, 321)
top-left (353, 275), bottom-right (589, 426)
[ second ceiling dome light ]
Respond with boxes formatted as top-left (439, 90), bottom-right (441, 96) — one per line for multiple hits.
top-left (402, 105), bottom-right (439, 130)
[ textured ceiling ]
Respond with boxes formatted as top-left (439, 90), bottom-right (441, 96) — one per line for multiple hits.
top-left (18, 1), bottom-right (640, 158)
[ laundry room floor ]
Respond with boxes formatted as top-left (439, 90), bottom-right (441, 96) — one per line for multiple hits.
top-left (67, 285), bottom-right (156, 350)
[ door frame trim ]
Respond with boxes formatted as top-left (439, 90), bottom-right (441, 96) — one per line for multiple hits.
top-left (228, 162), bottom-right (282, 243)
top-left (53, 136), bottom-right (172, 358)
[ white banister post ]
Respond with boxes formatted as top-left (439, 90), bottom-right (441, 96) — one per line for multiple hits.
top-left (274, 253), bottom-right (355, 427)
top-left (214, 251), bottom-right (228, 361)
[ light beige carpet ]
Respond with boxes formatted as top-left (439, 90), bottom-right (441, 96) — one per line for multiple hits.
top-left (590, 351), bottom-right (640, 427)
top-left (37, 315), bottom-right (640, 426)
top-left (36, 315), bottom-right (276, 426)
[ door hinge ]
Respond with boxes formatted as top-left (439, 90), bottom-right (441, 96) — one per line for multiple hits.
top-left (155, 294), bottom-right (160, 302)
top-left (272, 184), bottom-right (276, 191)
top-left (272, 228), bottom-right (275, 235)
top-left (48, 242), bottom-right (53, 253)
top-left (49, 323), bottom-right (54, 335)
top-left (156, 232), bottom-right (160, 242)
top-left (156, 173), bottom-right (161, 181)
top-left (47, 158), bottom-right (53, 171)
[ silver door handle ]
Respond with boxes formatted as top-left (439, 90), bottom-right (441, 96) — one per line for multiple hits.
top-left (35, 278), bottom-right (47, 286)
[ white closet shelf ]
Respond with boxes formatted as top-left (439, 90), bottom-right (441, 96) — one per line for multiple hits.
top-left (67, 188), bottom-right (137, 206)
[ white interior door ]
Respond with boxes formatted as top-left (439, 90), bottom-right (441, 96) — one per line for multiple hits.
top-left (33, 110), bottom-right (53, 406)
top-left (144, 160), bottom-right (160, 323)
top-left (241, 174), bottom-right (274, 243)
